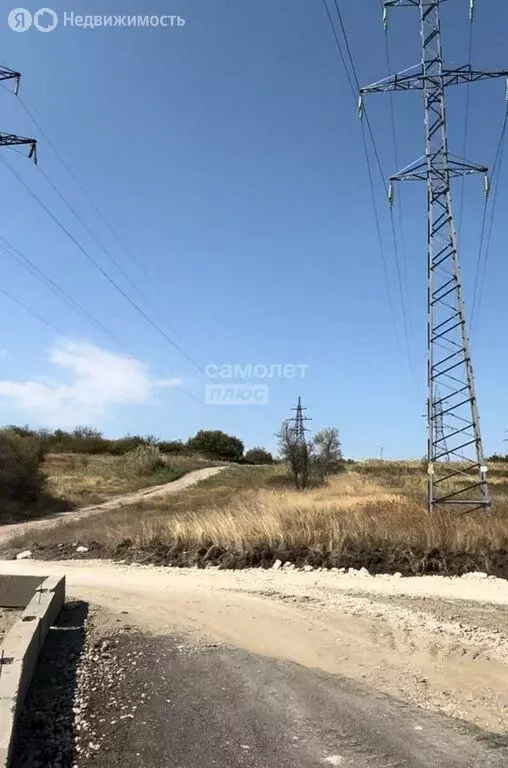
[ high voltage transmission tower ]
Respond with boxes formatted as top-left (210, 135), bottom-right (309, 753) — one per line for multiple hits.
top-left (0, 66), bottom-right (37, 162)
top-left (360, 0), bottom-right (508, 513)
top-left (433, 386), bottom-right (450, 463)
top-left (290, 396), bottom-right (311, 442)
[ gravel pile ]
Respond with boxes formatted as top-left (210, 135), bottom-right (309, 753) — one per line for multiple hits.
top-left (11, 602), bottom-right (87, 768)
top-left (72, 632), bottom-right (145, 764)
top-left (11, 604), bottom-right (139, 768)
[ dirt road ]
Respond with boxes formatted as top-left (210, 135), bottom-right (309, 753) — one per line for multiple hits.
top-left (2, 559), bottom-right (508, 739)
top-left (0, 466), bottom-right (224, 545)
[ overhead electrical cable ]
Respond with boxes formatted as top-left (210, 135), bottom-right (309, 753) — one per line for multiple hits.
top-left (0, 235), bottom-right (134, 354)
top-left (17, 95), bottom-right (200, 357)
top-left (470, 102), bottom-right (508, 333)
top-left (0, 283), bottom-right (67, 337)
top-left (321, 0), bottom-right (416, 381)
top-left (0, 154), bottom-right (206, 375)
top-left (383, 24), bottom-right (412, 326)
top-left (458, 20), bottom-right (475, 244)
top-left (36, 162), bottom-right (192, 352)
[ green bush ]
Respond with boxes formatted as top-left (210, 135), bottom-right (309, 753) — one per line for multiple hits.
top-left (119, 445), bottom-right (166, 477)
top-left (187, 430), bottom-right (244, 461)
top-left (106, 435), bottom-right (147, 455)
top-left (159, 440), bottom-right (187, 455)
top-left (244, 447), bottom-right (274, 464)
top-left (0, 432), bottom-right (46, 520)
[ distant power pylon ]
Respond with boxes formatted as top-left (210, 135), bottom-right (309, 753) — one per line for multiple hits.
top-left (433, 387), bottom-right (450, 463)
top-left (0, 66), bottom-right (37, 161)
top-left (290, 396), bottom-right (311, 443)
top-left (361, 0), bottom-right (508, 513)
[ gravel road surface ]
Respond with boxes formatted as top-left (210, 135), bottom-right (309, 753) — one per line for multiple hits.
top-left (11, 605), bottom-right (508, 768)
top-left (3, 559), bottom-right (508, 741)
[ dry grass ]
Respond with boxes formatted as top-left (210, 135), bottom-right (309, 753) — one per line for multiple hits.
top-left (9, 462), bottom-right (508, 575)
top-left (43, 452), bottom-right (216, 508)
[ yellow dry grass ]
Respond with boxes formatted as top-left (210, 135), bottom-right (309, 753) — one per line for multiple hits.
top-left (125, 470), bottom-right (508, 554)
top-left (15, 463), bottom-right (508, 564)
top-left (43, 452), bottom-right (214, 507)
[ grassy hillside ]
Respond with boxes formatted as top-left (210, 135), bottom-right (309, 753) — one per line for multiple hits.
top-left (44, 452), bottom-right (218, 507)
top-left (6, 460), bottom-right (508, 576)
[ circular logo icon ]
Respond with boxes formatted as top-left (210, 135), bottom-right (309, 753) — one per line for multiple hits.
top-left (8, 8), bottom-right (32, 31)
top-left (33, 7), bottom-right (58, 32)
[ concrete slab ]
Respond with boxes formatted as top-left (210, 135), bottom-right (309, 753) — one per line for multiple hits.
top-left (0, 573), bottom-right (65, 768)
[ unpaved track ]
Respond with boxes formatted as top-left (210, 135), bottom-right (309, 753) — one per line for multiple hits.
top-left (2, 559), bottom-right (508, 737)
top-left (0, 466), bottom-right (224, 545)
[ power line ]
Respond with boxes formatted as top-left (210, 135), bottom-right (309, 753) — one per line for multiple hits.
top-left (321, 0), bottom-right (415, 378)
top-left (36, 162), bottom-right (192, 353)
top-left (383, 21), bottom-right (414, 377)
top-left (321, 0), bottom-right (399, 336)
top-left (384, 25), bottom-right (411, 319)
top-left (321, 0), bottom-right (357, 100)
top-left (17, 95), bottom-right (192, 349)
top-left (0, 154), bottom-right (206, 374)
top-left (0, 235), bottom-right (133, 354)
top-left (388, 205), bottom-right (413, 370)
top-left (1, 63), bottom-right (204, 407)
top-left (458, 21), bottom-right (475, 244)
top-left (0, 283), bottom-right (66, 337)
top-left (0, 235), bottom-right (204, 404)
top-left (470, 103), bottom-right (508, 333)
top-left (360, 120), bottom-right (402, 351)
top-left (332, 0), bottom-right (385, 183)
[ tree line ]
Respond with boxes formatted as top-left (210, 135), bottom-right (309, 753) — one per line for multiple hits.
top-left (0, 425), bottom-right (274, 464)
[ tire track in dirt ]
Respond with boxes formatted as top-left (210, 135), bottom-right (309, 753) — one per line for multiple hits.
top-left (0, 466), bottom-right (225, 545)
top-left (1, 559), bottom-right (507, 734)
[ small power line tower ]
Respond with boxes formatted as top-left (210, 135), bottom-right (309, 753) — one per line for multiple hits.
top-left (433, 387), bottom-right (450, 463)
top-left (290, 396), bottom-right (311, 442)
top-left (0, 66), bottom-right (37, 161)
top-left (361, 0), bottom-right (508, 513)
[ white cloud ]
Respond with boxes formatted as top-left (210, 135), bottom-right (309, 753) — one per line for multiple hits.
top-left (0, 339), bottom-right (181, 427)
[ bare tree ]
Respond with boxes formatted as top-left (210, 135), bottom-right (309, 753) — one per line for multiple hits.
top-left (313, 427), bottom-right (343, 485)
top-left (275, 420), bottom-right (312, 490)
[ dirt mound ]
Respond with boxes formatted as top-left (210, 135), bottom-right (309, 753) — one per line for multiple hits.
top-left (8, 540), bottom-right (508, 579)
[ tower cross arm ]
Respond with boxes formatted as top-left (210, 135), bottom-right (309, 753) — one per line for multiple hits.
top-left (0, 133), bottom-right (37, 163)
top-left (390, 155), bottom-right (488, 182)
top-left (383, 0), bottom-right (446, 6)
top-left (0, 66), bottom-right (21, 94)
top-left (361, 66), bottom-right (508, 95)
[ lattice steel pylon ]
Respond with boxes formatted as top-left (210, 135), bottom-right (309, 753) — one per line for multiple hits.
top-left (360, 0), bottom-right (508, 513)
top-left (433, 386), bottom-right (450, 463)
top-left (290, 396), bottom-right (311, 443)
top-left (0, 65), bottom-right (37, 161)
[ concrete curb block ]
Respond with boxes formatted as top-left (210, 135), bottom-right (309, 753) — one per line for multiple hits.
top-left (0, 573), bottom-right (66, 768)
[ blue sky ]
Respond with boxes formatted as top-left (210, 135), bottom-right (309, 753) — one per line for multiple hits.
top-left (0, 0), bottom-right (506, 457)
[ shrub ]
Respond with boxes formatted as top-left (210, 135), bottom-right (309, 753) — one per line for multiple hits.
top-left (119, 445), bottom-right (166, 476)
top-left (107, 435), bottom-right (147, 455)
top-left (187, 430), bottom-right (244, 461)
top-left (0, 432), bottom-right (46, 520)
top-left (158, 440), bottom-right (187, 455)
top-left (244, 447), bottom-right (274, 464)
